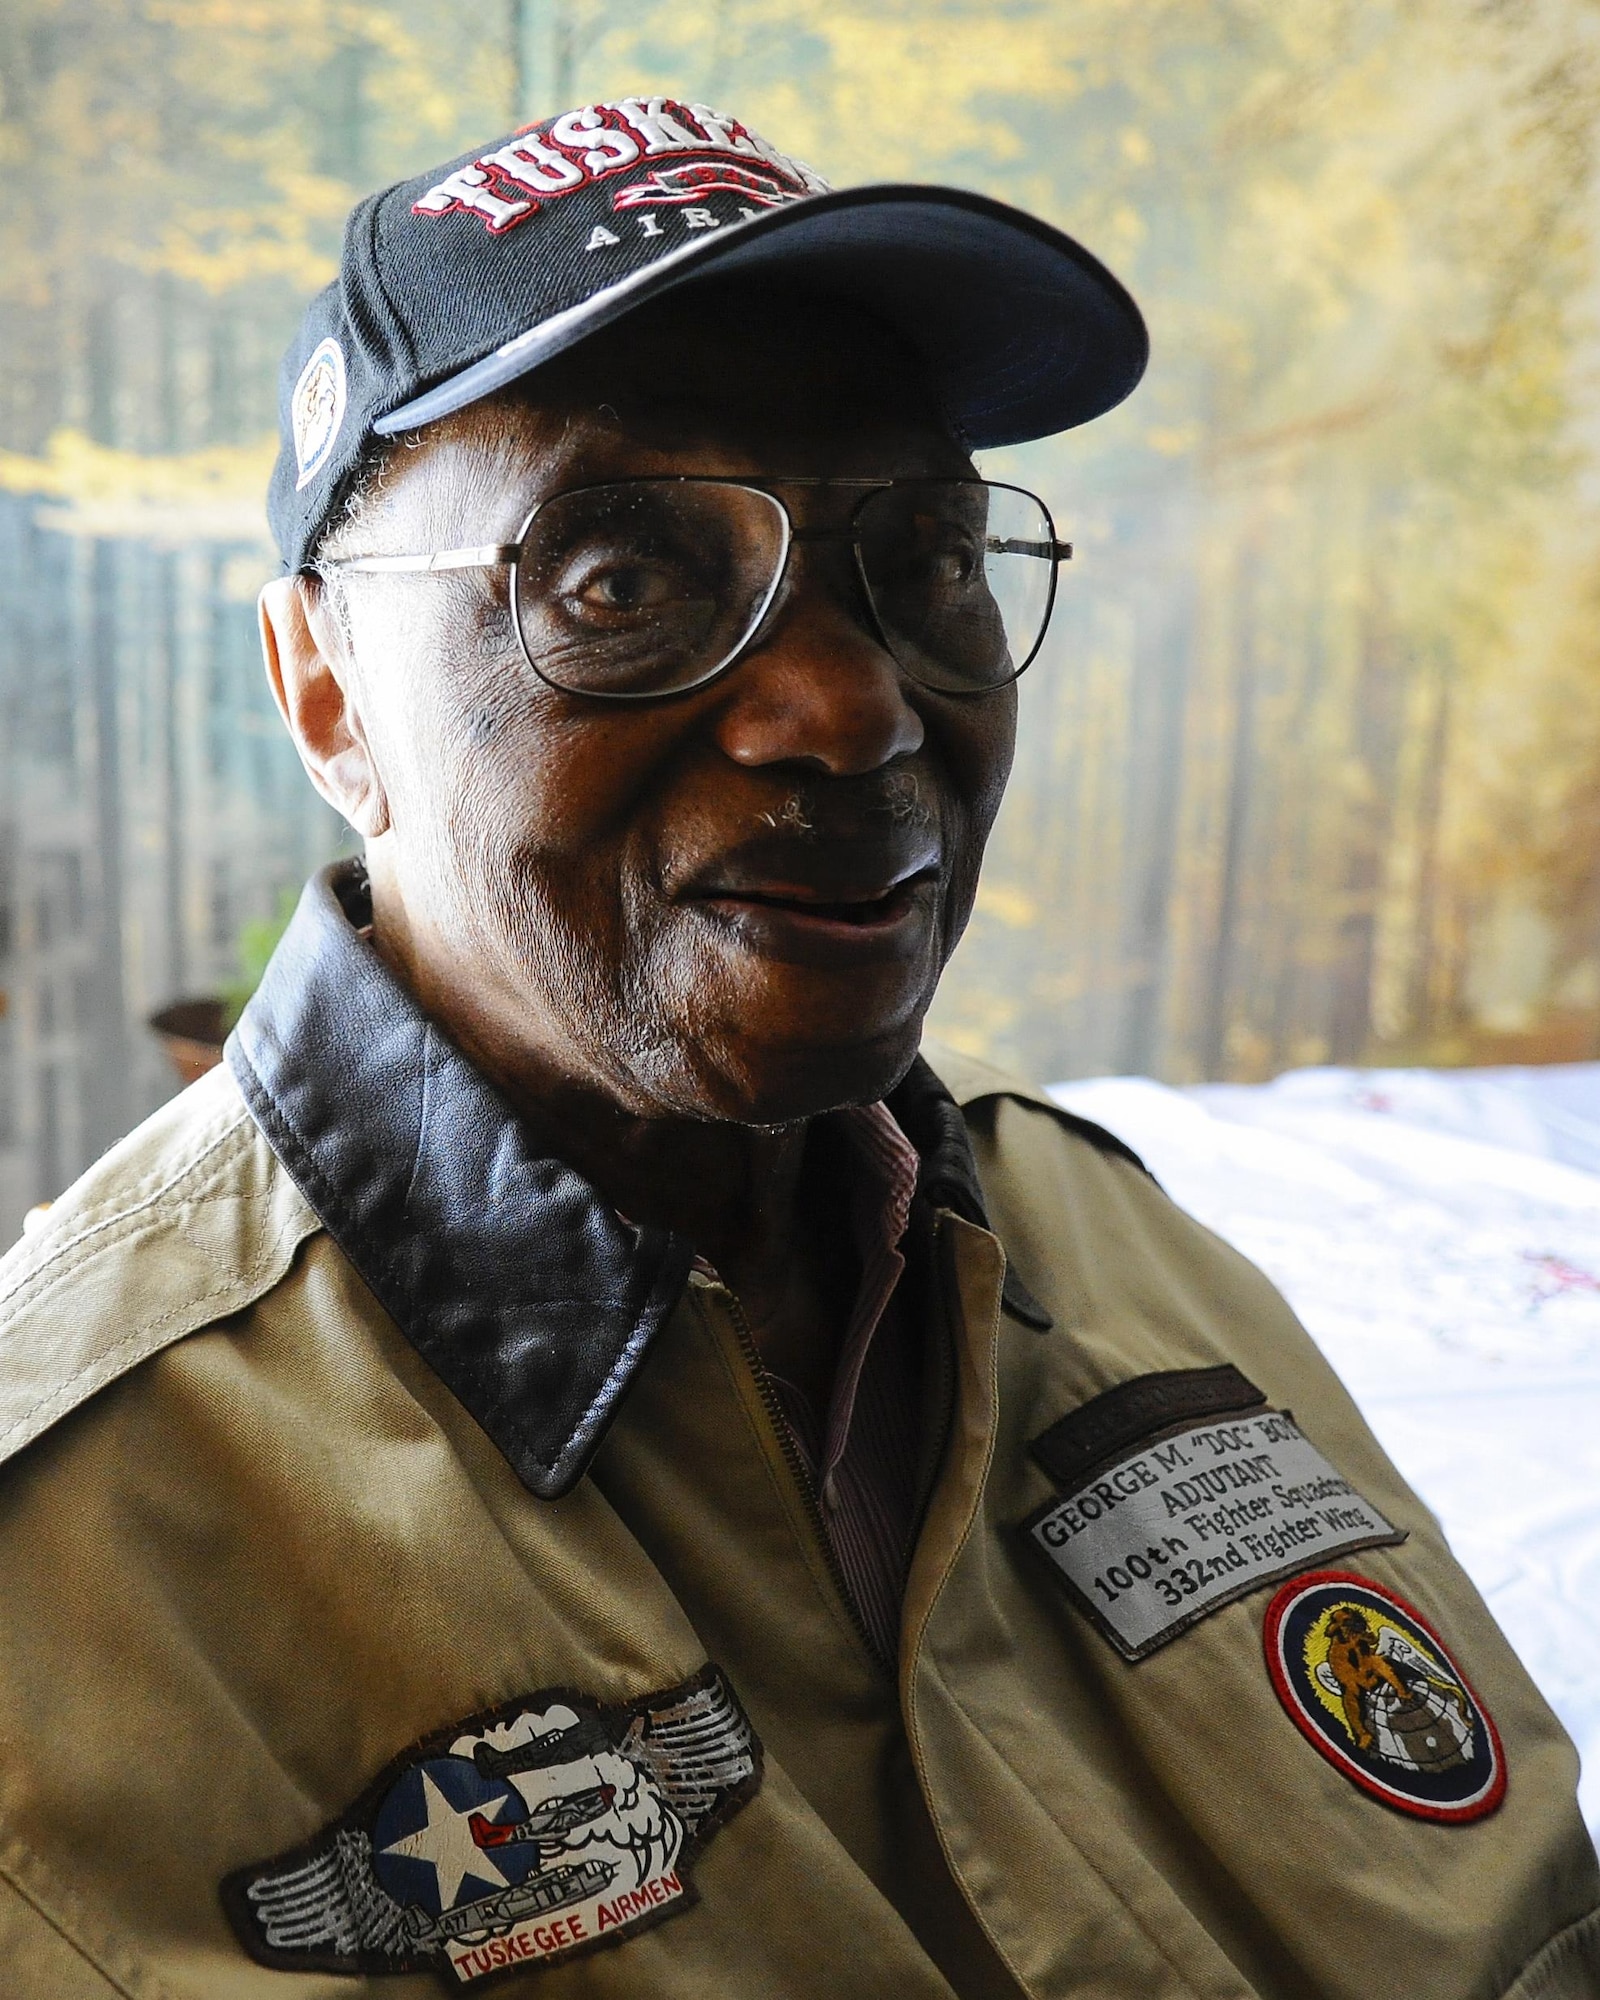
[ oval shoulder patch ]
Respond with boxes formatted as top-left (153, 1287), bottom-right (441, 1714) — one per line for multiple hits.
top-left (1263, 1570), bottom-right (1505, 1823)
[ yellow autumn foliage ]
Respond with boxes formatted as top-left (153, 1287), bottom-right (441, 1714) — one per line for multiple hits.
top-left (0, 431), bottom-right (275, 541)
top-left (0, 0), bottom-right (1594, 1075)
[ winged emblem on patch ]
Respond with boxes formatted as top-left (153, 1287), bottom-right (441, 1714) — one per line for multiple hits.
top-left (611, 161), bottom-right (808, 209)
top-left (222, 1665), bottom-right (761, 1986)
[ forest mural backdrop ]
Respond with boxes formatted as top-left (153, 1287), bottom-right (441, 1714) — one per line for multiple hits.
top-left (0, 0), bottom-right (1597, 1231)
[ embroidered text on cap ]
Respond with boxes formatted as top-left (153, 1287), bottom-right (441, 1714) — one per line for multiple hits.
top-left (410, 99), bottom-right (827, 236)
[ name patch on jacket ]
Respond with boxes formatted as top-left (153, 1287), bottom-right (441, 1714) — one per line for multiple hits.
top-left (222, 1664), bottom-right (761, 1987)
top-left (1021, 1367), bottom-right (1405, 1661)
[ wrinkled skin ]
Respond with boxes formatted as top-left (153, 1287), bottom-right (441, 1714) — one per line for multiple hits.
top-left (260, 290), bottom-right (1017, 1395)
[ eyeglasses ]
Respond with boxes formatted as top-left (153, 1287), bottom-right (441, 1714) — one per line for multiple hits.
top-left (327, 475), bottom-right (1070, 702)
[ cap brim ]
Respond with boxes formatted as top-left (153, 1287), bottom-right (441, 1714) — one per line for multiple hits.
top-left (373, 183), bottom-right (1147, 449)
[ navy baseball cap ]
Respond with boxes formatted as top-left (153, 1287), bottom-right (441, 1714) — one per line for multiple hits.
top-left (269, 95), bottom-right (1148, 572)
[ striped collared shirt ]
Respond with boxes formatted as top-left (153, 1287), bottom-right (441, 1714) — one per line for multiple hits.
top-left (764, 1100), bottom-right (927, 1664)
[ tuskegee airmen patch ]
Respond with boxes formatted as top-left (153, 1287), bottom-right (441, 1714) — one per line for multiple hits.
top-left (1263, 1571), bottom-right (1506, 1823)
top-left (222, 1664), bottom-right (761, 1987)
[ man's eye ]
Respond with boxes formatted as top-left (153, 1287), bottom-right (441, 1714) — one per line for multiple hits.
top-left (560, 556), bottom-right (688, 618)
top-left (932, 524), bottom-right (986, 575)
top-left (887, 528), bottom-right (983, 592)
top-left (932, 540), bottom-right (981, 586)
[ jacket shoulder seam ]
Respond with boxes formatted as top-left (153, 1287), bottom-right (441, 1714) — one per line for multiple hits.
top-left (918, 1041), bottom-right (1152, 1179)
top-left (963, 1084), bottom-right (1153, 1182)
top-left (0, 1115), bottom-right (320, 1465)
top-left (0, 1105), bottom-right (256, 1322)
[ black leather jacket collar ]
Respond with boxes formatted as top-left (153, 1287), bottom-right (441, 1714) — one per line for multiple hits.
top-left (227, 860), bottom-right (1048, 1501)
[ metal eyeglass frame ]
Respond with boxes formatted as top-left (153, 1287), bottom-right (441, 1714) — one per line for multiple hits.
top-left (325, 474), bottom-right (1073, 702)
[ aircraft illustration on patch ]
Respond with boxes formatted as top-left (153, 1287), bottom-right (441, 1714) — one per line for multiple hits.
top-left (223, 1666), bottom-right (761, 1986)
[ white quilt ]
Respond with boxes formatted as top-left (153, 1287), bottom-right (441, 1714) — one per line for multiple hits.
top-left (1048, 1063), bottom-right (1600, 1836)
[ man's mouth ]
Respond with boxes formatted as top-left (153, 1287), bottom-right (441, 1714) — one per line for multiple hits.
top-left (705, 874), bottom-right (930, 929)
top-left (679, 848), bottom-right (942, 964)
top-left (671, 809), bottom-right (945, 966)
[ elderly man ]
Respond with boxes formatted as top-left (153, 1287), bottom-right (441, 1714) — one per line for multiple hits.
top-left (0, 97), bottom-right (1594, 2000)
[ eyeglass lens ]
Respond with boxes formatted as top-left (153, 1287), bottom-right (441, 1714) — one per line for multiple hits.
top-left (511, 479), bottom-right (1058, 700)
top-left (854, 481), bottom-right (1057, 696)
top-left (512, 481), bottom-right (788, 699)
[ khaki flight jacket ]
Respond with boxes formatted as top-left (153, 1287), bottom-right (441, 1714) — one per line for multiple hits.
top-left (0, 862), bottom-right (1594, 2000)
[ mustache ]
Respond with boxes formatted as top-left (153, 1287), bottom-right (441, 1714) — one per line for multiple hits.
top-left (672, 773), bottom-right (943, 902)
top-left (754, 770), bottom-right (935, 838)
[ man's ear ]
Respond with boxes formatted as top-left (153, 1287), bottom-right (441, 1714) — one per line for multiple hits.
top-left (259, 575), bottom-right (390, 838)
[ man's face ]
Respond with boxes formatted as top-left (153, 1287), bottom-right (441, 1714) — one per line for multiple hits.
top-left (311, 293), bottom-right (1017, 1126)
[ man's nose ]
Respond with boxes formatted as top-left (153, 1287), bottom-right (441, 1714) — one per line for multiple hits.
top-left (711, 545), bottom-right (925, 776)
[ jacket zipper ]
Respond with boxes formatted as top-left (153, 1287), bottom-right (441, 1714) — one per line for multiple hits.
top-left (717, 1282), bottom-right (881, 1664)
top-left (721, 1236), bottom-right (1014, 1984)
